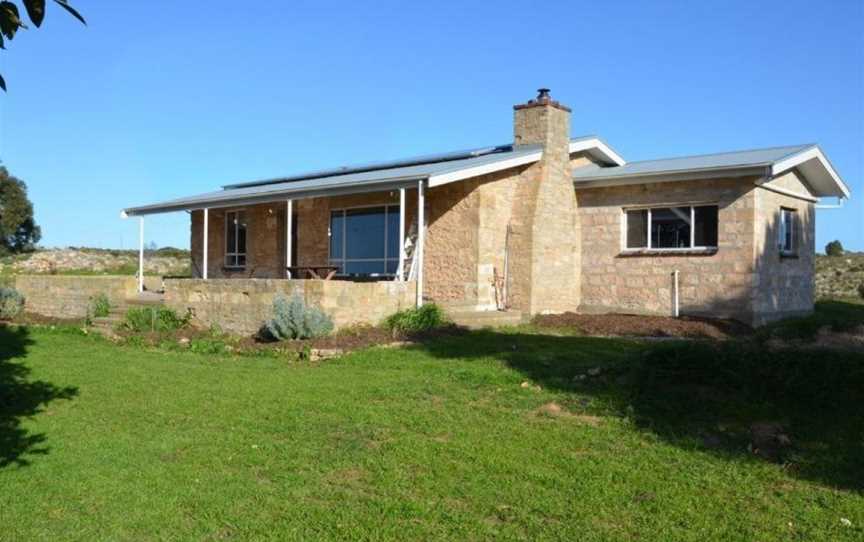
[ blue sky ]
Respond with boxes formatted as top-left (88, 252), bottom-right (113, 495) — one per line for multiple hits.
top-left (0, 0), bottom-right (862, 251)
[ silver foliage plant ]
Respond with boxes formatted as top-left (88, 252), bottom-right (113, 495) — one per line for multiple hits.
top-left (265, 293), bottom-right (333, 340)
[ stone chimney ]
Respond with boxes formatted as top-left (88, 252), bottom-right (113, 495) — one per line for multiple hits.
top-left (513, 88), bottom-right (571, 157)
top-left (507, 89), bottom-right (580, 314)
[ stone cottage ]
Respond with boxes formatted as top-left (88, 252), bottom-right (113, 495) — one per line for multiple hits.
top-left (123, 89), bottom-right (850, 328)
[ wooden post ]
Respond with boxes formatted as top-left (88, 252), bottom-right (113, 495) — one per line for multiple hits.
top-left (286, 199), bottom-right (293, 278)
top-left (203, 208), bottom-right (209, 280)
top-left (416, 180), bottom-right (425, 307)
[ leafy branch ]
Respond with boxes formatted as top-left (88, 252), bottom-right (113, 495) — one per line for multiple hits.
top-left (0, 0), bottom-right (86, 91)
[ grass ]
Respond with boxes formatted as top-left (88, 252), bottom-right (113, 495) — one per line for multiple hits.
top-left (760, 298), bottom-right (864, 340)
top-left (1, 324), bottom-right (863, 540)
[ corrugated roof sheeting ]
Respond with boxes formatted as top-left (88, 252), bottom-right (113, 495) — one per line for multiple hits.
top-left (572, 144), bottom-right (812, 180)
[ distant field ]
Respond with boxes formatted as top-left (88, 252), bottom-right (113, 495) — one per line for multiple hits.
top-left (816, 253), bottom-right (864, 300)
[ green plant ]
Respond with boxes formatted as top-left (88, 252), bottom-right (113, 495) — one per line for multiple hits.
top-left (263, 294), bottom-right (333, 340)
top-left (89, 293), bottom-right (111, 318)
top-left (384, 304), bottom-right (447, 335)
top-left (825, 240), bottom-right (844, 257)
top-left (122, 306), bottom-right (190, 333)
top-left (0, 286), bottom-right (24, 319)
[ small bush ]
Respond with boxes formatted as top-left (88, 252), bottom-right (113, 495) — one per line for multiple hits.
top-left (385, 304), bottom-right (447, 335)
top-left (825, 240), bottom-right (844, 257)
top-left (0, 287), bottom-right (24, 320)
top-left (858, 283), bottom-right (864, 300)
top-left (90, 293), bottom-right (111, 318)
top-left (122, 306), bottom-right (190, 333)
top-left (264, 294), bottom-right (333, 340)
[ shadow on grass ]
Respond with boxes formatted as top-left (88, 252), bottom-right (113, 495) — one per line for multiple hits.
top-left (417, 326), bottom-right (864, 491)
top-left (0, 325), bottom-right (78, 468)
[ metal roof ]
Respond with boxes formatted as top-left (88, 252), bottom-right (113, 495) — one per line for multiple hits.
top-left (571, 143), bottom-right (850, 198)
top-left (572, 144), bottom-right (813, 181)
top-left (123, 144), bottom-right (544, 216)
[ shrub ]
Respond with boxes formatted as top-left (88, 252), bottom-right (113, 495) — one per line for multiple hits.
top-left (825, 240), bottom-right (844, 257)
top-left (122, 306), bottom-right (190, 333)
top-left (89, 293), bottom-right (111, 318)
top-left (858, 283), bottom-right (864, 300)
top-left (264, 294), bottom-right (333, 340)
top-left (384, 304), bottom-right (447, 335)
top-left (0, 287), bottom-right (24, 320)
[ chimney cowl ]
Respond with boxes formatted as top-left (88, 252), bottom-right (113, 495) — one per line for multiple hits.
top-left (513, 88), bottom-right (571, 112)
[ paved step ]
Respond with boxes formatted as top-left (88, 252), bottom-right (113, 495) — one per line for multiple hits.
top-left (445, 309), bottom-right (526, 329)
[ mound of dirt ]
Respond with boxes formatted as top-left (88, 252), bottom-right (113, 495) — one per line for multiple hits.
top-left (533, 312), bottom-right (751, 339)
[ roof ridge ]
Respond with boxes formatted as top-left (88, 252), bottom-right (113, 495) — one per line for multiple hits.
top-left (618, 143), bottom-right (815, 167)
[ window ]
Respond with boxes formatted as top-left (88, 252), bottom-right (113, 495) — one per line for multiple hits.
top-left (778, 208), bottom-right (797, 255)
top-left (625, 205), bottom-right (718, 250)
top-left (225, 210), bottom-right (247, 268)
top-left (329, 205), bottom-right (400, 276)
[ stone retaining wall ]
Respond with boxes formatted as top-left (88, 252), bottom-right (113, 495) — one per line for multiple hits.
top-left (163, 278), bottom-right (416, 335)
top-left (14, 275), bottom-right (138, 319)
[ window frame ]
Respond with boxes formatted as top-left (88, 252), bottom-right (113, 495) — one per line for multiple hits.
top-left (622, 203), bottom-right (719, 253)
top-left (224, 208), bottom-right (248, 269)
top-left (328, 203), bottom-right (401, 277)
top-left (778, 207), bottom-right (797, 256)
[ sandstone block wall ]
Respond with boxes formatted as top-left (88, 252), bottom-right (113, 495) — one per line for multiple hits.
top-left (577, 177), bottom-right (759, 323)
top-left (752, 170), bottom-right (816, 325)
top-left (15, 275), bottom-right (138, 319)
top-left (163, 278), bottom-right (416, 335)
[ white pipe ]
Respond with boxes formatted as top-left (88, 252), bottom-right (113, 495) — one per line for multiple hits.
top-left (286, 199), bottom-right (293, 278)
top-left (203, 208), bottom-right (209, 280)
top-left (672, 269), bottom-right (680, 318)
top-left (138, 217), bottom-right (144, 293)
top-left (416, 180), bottom-right (425, 307)
top-left (398, 188), bottom-right (406, 281)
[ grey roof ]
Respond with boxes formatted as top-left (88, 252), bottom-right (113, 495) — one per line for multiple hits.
top-left (123, 143), bottom-right (543, 216)
top-left (572, 144), bottom-right (813, 182)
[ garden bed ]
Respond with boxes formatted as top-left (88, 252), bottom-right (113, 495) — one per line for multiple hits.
top-left (532, 312), bottom-right (752, 339)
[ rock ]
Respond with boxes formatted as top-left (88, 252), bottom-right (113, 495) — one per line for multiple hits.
top-left (841, 518), bottom-right (852, 527)
top-left (310, 348), bottom-right (343, 361)
top-left (587, 367), bottom-right (602, 376)
top-left (520, 381), bottom-right (531, 388)
top-left (178, 337), bottom-right (190, 346)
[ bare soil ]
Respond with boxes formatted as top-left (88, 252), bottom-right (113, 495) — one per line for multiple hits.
top-left (532, 312), bottom-right (752, 339)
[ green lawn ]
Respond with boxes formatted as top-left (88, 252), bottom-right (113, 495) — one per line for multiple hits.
top-left (1, 324), bottom-right (863, 541)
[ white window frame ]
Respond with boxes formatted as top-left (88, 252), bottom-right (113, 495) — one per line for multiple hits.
top-left (622, 203), bottom-right (719, 252)
top-left (224, 209), bottom-right (248, 269)
top-left (778, 208), bottom-right (797, 256)
top-left (328, 203), bottom-right (401, 277)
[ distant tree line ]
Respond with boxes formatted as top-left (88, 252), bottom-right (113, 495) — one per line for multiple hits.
top-left (0, 166), bottom-right (41, 254)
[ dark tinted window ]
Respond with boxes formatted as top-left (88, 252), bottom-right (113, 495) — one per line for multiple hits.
top-left (626, 209), bottom-right (648, 248)
top-left (694, 206), bottom-right (718, 247)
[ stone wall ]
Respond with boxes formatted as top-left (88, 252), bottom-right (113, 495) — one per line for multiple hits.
top-left (752, 170), bottom-right (816, 325)
top-left (576, 177), bottom-right (759, 323)
top-left (15, 275), bottom-right (138, 319)
top-left (163, 278), bottom-right (416, 335)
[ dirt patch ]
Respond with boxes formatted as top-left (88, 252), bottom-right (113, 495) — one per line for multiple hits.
top-left (533, 312), bottom-right (751, 339)
top-left (532, 402), bottom-right (603, 426)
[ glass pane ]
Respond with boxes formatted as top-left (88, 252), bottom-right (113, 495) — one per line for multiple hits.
top-left (330, 211), bottom-right (344, 259)
top-left (386, 205), bottom-right (400, 260)
top-left (237, 255), bottom-right (246, 267)
top-left (386, 259), bottom-right (399, 275)
top-left (693, 206), bottom-right (718, 247)
top-left (651, 207), bottom-right (691, 249)
top-left (344, 260), bottom-right (386, 275)
top-left (345, 207), bottom-right (386, 259)
top-left (626, 210), bottom-right (648, 249)
top-left (237, 212), bottom-right (247, 254)
top-left (225, 254), bottom-right (235, 267)
top-left (226, 212), bottom-right (237, 254)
